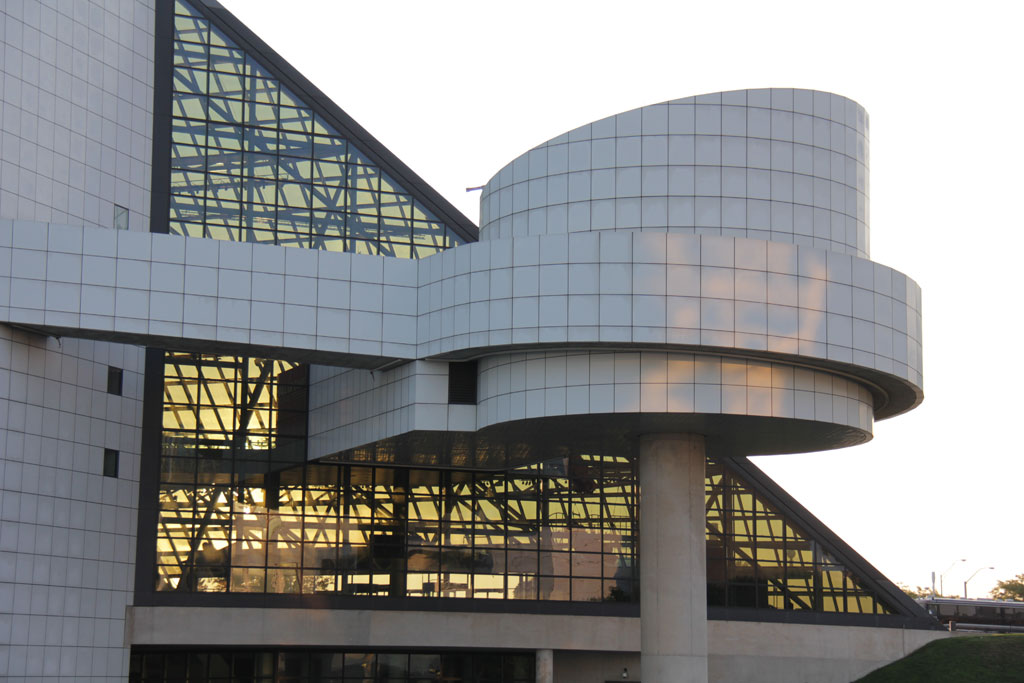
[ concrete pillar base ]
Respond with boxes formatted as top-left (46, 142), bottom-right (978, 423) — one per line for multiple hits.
top-left (536, 648), bottom-right (553, 683)
top-left (638, 433), bottom-right (708, 683)
top-left (641, 654), bottom-right (708, 683)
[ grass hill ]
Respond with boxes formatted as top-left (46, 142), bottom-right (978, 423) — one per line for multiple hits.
top-left (854, 634), bottom-right (1024, 682)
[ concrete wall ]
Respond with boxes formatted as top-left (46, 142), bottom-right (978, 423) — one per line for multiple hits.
top-left (128, 606), bottom-right (640, 652)
top-left (553, 623), bottom-right (950, 683)
top-left (129, 606), bottom-right (948, 683)
top-left (707, 620), bottom-right (948, 683)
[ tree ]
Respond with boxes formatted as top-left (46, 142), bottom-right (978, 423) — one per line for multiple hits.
top-left (990, 574), bottom-right (1024, 601)
top-left (898, 583), bottom-right (933, 599)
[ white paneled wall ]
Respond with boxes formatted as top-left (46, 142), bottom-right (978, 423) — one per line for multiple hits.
top-left (0, 1), bottom-right (154, 679)
top-left (0, 223), bottom-right (923, 392)
top-left (0, 328), bottom-right (144, 680)
top-left (481, 89), bottom-right (870, 258)
top-left (0, 0), bottom-right (154, 233)
top-left (476, 351), bottom-right (873, 433)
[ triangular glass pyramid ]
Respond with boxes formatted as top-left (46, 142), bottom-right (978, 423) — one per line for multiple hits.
top-left (164, 0), bottom-right (474, 258)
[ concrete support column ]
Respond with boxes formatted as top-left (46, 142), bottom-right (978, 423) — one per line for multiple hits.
top-left (535, 649), bottom-right (553, 683)
top-left (638, 434), bottom-right (708, 683)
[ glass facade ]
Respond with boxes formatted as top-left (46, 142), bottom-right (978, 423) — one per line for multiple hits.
top-left (155, 355), bottom-right (637, 601)
top-left (706, 458), bottom-right (894, 614)
top-left (168, 0), bottom-right (466, 257)
top-left (152, 353), bottom-right (896, 614)
top-left (130, 649), bottom-right (533, 683)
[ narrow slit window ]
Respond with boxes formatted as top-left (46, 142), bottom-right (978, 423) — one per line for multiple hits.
top-left (448, 361), bottom-right (478, 405)
top-left (113, 204), bottom-right (129, 230)
top-left (107, 366), bottom-right (123, 395)
top-left (103, 449), bottom-right (119, 478)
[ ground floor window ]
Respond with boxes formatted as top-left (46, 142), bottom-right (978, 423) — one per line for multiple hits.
top-left (130, 648), bottom-right (533, 682)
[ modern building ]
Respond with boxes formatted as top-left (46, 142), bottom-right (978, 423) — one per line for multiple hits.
top-left (0, 1), bottom-right (943, 681)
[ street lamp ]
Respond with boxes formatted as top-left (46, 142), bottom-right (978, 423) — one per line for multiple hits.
top-left (939, 558), bottom-right (966, 597)
top-left (964, 567), bottom-right (994, 599)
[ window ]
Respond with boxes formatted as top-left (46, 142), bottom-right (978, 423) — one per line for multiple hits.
top-left (447, 361), bottom-right (477, 405)
top-left (103, 449), bottom-right (119, 478)
top-left (107, 366), bottom-right (123, 395)
top-left (114, 204), bottom-right (130, 230)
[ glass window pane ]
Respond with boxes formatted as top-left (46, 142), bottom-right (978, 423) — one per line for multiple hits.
top-left (174, 14), bottom-right (208, 44)
top-left (205, 199), bottom-right (240, 226)
top-left (244, 126), bottom-right (277, 154)
top-left (276, 207), bottom-right (311, 233)
top-left (174, 40), bottom-right (207, 68)
top-left (278, 183), bottom-right (311, 208)
top-left (208, 97), bottom-right (243, 124)
top-left (206, 123), bottom-right (242, 151)
top-left (379, 217), bottom-right (411, 242)
top-left (170, 170), bottom-right (204, 194)
top-left (209, 46), bottom-right (244, 74)
top-left (380, 192), bottom-right (412, 220)
top-left (242, 203), bottom-right (276, 231)
top-left (313, 135), bottom-right (345, 162)
top-left (347, 239), bottom-right (378, 256)
top-left (171, 144), bottom-right (205, 171)
top-left (244, 177), bottom-right (276, 206)
top-left (207, 174), bottom-right (242, 202)
top-left (172, 119), bottom-right (206, 146)
top-left (208, 71), bottom-right (244, 99)
top-left (348, 164), bottom-right (378, 191)
top-left (412, 220), bottom-right (445, 246)
top-left (172, 93), bottom-right (207, 120)
top-left (170, 195), bottom-right (203, 223)
top-left (279, 106), bottom-right (313, 133)
top-left (312, 185), bottom-right (344, 211)
top-left (279, 132), bottom-right (312, 158)
top-left (246, 76), bottom-right (278, 104)
top-left (173, 67), bottom-right (207, 94)
top-left (246, 102), bottom-right (278, 128)
top-left (347, 214), bottom-right (378, 240)
top-left (206, 148), bottom-right (243, 175)
top-left (278, 158), bottom-right (311, 183)
top-left (313, 160), bottom-right (345, 185)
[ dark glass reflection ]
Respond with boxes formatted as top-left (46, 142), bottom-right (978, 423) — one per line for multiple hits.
top-left (168, 0), bottom-right (456, 257)
top-left (130, 648), bottom-right (534, 683)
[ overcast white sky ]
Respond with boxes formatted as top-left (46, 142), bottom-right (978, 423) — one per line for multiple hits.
top-left (220, 0), bottom-right (1023, 596)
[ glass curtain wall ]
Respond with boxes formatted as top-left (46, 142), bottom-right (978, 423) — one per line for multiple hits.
top-left (157, 352), bottom-right (309, 593)
top-left (168, 0), bottom-right (464, 257)
top-left (153, 353), bottom-right (895, 614)
top-left (156, 353), bottom-right (638, 602)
